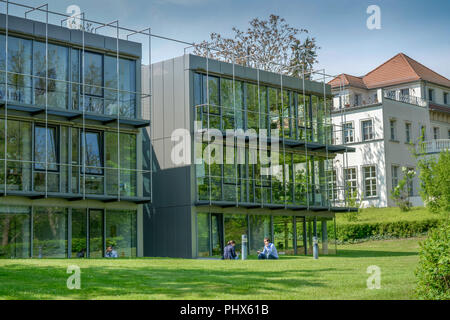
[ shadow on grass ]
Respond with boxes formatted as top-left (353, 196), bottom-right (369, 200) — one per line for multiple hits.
top-left (0, 263), bottom-right (334, 300)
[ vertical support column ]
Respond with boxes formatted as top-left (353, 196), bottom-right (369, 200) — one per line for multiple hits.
top-left (206, 47), bottom-right (211, 206)
top-left (257, 68), bottom-right (263, 208)
top-left (68, 208), bottom-right (72, 258)
top-left (302, 65), bottom-right (309, 210)
top-left (303, 216), bottom-right (307, 255)
top-left (233, 57), bottom-right (238, 206)
top-left (45, 4), bottom-right (49, 198)
top-left (81, 13), bottom-right (86, 199)
top-left (116, 21), bottom-right (121, 202)
top-left (149, 28), bottom-right (152, 204)
top-left (280, 73), bottom-right (287, 208)
top-left (322, 219), bottom-right (328, 255)
top-left (4, 0), bottom-right (9, 195)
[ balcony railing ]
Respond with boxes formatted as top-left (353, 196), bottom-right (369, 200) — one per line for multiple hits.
top-left (384, 91), bottom-right (427, 107)
top-left (338, 94), bottom-right (380, 110)
top-left (420, 139), bottom-right (450, 154)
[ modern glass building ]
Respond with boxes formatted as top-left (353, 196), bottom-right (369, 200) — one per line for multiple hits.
top-left (0, 12), bottom-right (151, 259)
top-left (145, 55), bottom-right (355, 258)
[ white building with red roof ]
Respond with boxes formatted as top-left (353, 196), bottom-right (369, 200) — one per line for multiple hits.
top-left (329, 53), bottom-right (450, 208)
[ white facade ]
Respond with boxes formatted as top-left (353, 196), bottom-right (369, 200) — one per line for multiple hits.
top-left (332, 82), bottom-right (450, 208)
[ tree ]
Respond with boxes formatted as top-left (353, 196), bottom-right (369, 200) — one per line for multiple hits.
top-left (391, 167), bottom-right (416, 212)
top-left (194, 15), bottom-right (320, 78)
top-left (416, 151), bottom-right (450, 214)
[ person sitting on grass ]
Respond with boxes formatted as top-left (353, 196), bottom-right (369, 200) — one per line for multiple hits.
top-left (257, 237), bottom-right (279, 260)
top-left (223, 240), bottom-right (239, 260)
top-left (105, 246), bottom-right (118, 258)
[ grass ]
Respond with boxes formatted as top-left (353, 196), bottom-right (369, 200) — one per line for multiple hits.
top-left (0, 237), bottom-right (423, 300)
top-left (336, 206), bottom-right (441, 225)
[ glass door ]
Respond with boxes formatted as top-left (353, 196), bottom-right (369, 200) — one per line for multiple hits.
top-left (88, 209), bottom-right (104, 258)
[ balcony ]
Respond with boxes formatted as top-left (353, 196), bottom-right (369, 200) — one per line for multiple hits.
top-left (383, 91), bottom-right (427, 108)
top-left (420, 139), bottom-right (450, 154)
top-left (332, 90), bottom-right (428, 112)
top-left (0, 160), bottom-right (151, 203)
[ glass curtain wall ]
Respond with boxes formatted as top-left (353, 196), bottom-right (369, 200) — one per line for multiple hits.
top-left (33, 207), bottom-right (68, 258)
top-left (0, 206), bottom-right (30, 258)
top-left (194, 73), bottom-right (333, 207)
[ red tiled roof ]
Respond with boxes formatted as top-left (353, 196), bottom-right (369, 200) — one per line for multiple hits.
top-left (329, 53), bottom-right (450, 89)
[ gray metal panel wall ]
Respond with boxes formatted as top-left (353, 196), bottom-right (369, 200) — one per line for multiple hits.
top-left (186, 54), bottom-right (331, 96)
top-left (144, 56), bottom-right (194, 258)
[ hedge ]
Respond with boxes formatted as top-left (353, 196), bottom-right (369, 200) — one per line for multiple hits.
top-left (334, 218), bottom-right (443, 243)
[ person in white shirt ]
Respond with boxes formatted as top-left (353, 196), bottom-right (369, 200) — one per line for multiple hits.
top-left (257, 237), bottom-right (279, 260)
top-left (105, 246), bottom-right (118, 258)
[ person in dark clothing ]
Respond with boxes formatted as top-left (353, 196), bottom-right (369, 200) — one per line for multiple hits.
top-left (223, 240), bottom-right (238, 260)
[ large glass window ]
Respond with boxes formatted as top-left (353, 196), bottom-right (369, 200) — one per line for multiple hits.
top-left (71, 209), bottom-right (87, 258)
top-left (273, 216), bottom-right (294, 255)
top-left (83, 52), bottom-right (103, 113)
top-left (33, 42), bottom-right (69, 109)
top-left (88, 209), bottom-right (103, 258)
top-left (224, 214), bottom-right (248, 253)
top-left (33, 207), bottom-right (67, 258)
top-left (104, 56), bottom-right (136, 118)
top-left (249, 215), bottom-right (271, 255)
top-left (0, 36), bottom-right (33, 104)
top-left (0, 206), bottom-right (31, 258)
top-left (197, 213), bottom-right (210, 257)
top-left (105, 132), bottom-right (137, 196)
top-left (34, 125), bottom-right (58, 171)
top-left (106, 210), bottom-right (136, 258)
top-left (81, 131), bottom-right (103, 175)
top-left (0, 120), bottom-right (32, 191)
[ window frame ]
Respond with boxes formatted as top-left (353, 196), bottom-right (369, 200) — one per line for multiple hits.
top-left (362, 165), bottom-right (377, 198)
top-left (344, 166), bottom-right (358, 196)
top-left (391, 164), bottom-right (399, 190)
top-left (80, 130), bottom-right (104, 176)
top-left (389, 118), bottom-right (397, 141)
top-left (433, 127), bottom-right (440, 140)
top-left (428, 88), bottom-right (434, 102)
top-left (361, 119), bottom-right (374, 141)
top-left (405, 122), bottom-right (412, 143)
top-left (343, 121), bottom-right (355, 144)
top-left (33, 124), bottom-right (60, 173)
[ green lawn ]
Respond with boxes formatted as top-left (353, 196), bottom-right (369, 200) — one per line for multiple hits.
top-left (336, 206), bottom-right (441, 225)
top-left (0, 237), bottom-right (422, 300)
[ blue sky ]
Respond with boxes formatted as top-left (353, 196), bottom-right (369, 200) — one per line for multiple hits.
top-left (14, 0), bottom-right (450, 78)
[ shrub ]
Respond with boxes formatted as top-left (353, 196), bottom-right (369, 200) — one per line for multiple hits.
top-left (336, 218), bottom-right (443, 243)
top-left (415, 221), bottom-right (450, 300)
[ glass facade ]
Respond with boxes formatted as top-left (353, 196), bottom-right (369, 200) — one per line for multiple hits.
top-left (0, 119), bottom-right (138, 197)
top-left (194, 73), bottom-right (335, 208)
top-left (197, 212), bottom-right (335, 257)
top-left (0, 35), bottom-right (138, 117)
top-left (0, 206), bottom-right (137, 259)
